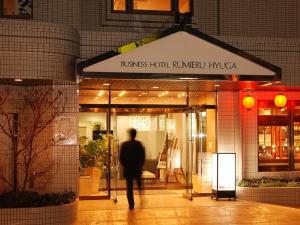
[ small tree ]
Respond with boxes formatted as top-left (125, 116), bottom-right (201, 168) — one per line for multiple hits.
top-left (0, 87), bottom-right (67, 192)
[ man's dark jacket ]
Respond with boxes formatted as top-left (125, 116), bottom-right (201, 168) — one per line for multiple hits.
top-left (120, 140), bottom-right (145, 178)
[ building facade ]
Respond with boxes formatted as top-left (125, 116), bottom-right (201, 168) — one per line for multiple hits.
top-left (0, 0), bottom-right (300, 199)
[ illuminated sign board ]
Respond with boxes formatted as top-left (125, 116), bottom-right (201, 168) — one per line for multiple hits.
top-left (83, 32), bottom-right (276, 77)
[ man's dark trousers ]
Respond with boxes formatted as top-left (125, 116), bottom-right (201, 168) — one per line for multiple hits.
top-left (126, 175), bottom-right (142, 209)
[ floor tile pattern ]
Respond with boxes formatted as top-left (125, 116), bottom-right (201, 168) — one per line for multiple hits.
top-left (75, 192), bottom-right (300, 225)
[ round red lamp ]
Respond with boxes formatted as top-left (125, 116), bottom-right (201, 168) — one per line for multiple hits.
top-left (274, 94), bottom-right (287, 108)
top-left (242, 95), bottom-right (255, 110)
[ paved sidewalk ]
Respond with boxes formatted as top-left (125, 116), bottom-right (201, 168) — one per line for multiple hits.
top-left (75, 191), bottom-right (300, 225)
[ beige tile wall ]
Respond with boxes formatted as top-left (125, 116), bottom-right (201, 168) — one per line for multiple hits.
top-left (0, 19), bottom-right (80, 81)
top-left (0, 84), bottom-right (78, 194)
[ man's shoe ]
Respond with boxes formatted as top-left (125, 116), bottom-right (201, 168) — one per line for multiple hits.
top-left (129, 205), bottom-right (134, 210)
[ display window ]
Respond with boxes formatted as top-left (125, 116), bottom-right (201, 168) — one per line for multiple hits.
top-left (258, 100), bottom-right (300, 171)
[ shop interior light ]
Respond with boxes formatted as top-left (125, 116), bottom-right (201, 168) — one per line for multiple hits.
top-left (274, 94), bottom-right (287, 108)
top-left (14, 78), bottom-right (23, 82)
top-left (152, 86), bottom-right (159, 89)
top-left (103, 83), bottom-right (110, 86)
top-left (242, 95), bottom-right (255, 110)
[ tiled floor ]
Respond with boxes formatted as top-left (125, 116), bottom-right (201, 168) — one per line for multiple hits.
top-left (75, 191), bottom-right (300, 225)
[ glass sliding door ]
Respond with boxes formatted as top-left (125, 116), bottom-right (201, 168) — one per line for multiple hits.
top-left (185, 107), bottom-right (216, 197)
top-left (78, 90), bottom-right (110, 199)
top-left (79, 82), bottom-right (217, 199)
top-left (110, 107), bottom-right (120, 201)
top-left (183, 109), bottom-right (194, 199)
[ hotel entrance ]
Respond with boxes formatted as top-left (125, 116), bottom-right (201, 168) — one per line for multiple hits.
top-left (77, 24), bottom-right (281, 200)
top-left (78, 79), bottom-right (216, 199)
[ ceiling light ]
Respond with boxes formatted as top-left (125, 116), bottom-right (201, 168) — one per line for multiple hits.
top-left (179, 77), bottom-right (197, 80)
top-left (214, 84), bottom-right (221, 87)
top-left (14, 78), bottom-right (23, 82)
top-left (260, 82), bottom-right (273, 87)
top-left (97, 90), bottom-right (104, 97)
top-left (152, 86), bottom-right (159, 89)
top-left (118, 91), bottom-right (126, 97)
top-left (103, 83), bottom-right (110, 86)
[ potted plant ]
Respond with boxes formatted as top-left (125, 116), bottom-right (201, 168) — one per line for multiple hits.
top-left (79, 134), bottom-right (109, 194)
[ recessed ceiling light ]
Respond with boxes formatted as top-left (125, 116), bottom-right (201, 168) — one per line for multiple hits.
top-left (103, 83), bottom-right (110, 86)
top-left (118, 91), bottom-right (126, 97)
top-left (214, 84), bottom-right (221, 87)
top-left (14, 78), bottom-right (23, 82)
top-left (152, 86), bottom-right (159, 89)
top-left (179, 77), bottom-right (197, 80)
top-left (97, 90), bottom-right (104, 97)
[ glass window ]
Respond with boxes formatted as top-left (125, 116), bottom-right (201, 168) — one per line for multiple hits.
top-left (294, 122), bottom-right (300, 170)
top-left (258, 101), bottom-right (288, 116)
top-left (295, 104), bottom-right (300, 116)
top-left (113, 0), bottom-right (126, 11)
top-left (179, 0), bottom-right (190, 13)
top-left (113, 0), bottom-right (191, 14)
top-left (258, 126), bottom-right (289, 171)
top-left (79, 90), bottom-right (109, 105)
top-left (133, 0), bottom-right (171, 12)
top-left (79, 112), bottom-right (110, 198)
top-left (2, 0), bottom-right (32, 18)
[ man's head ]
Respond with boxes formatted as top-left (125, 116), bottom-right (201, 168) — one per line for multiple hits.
top-left (128, 128), bottom-right (137, 140)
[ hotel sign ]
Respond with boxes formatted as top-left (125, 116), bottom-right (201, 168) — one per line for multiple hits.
top-left (83, 31), bottom-right (276, 76)
top-left (120, 60), bottom-right (238, 70)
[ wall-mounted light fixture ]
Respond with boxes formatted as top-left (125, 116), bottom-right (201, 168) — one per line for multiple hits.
top-left (274, 94), bottom-right (287, 108)
top-left (242, 95), bottom-right (255, 110)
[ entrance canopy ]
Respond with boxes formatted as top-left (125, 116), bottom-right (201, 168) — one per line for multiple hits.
top-left (78, 26), bottom-right (281, 82)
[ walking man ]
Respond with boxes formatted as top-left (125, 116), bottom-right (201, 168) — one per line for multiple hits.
top-left (120, 128), bottom-right (145, 210)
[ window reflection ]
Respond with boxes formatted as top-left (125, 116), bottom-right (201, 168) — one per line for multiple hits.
top-left (179, 0), bottom-right (190, 13)
top-left (133, 0), bottom-right (171, 11)
top-left (114, 0), bottom-right (126, 11)
top-left (258, 126), bottom-right (289, 171)
top-left (3, 0), bottom-right (32, 17)
top-left (258, 101), bottom-right (288, 116)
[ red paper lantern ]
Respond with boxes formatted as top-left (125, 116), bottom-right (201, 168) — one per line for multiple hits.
top-left (274, 94), bottom-right (287, 108)
top-left (242, 95), bottom-right (255, 110)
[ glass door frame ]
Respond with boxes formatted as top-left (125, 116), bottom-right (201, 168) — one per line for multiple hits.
top-left (79, 89), bottom-right (217, 199)
top-left (183, 105), bottom-right (217, 200)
